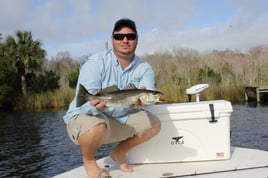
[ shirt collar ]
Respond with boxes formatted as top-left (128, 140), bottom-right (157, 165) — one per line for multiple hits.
top-left (111, 50), bottom-right (137, 69)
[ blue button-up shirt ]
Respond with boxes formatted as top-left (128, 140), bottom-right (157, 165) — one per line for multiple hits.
top-left (63, 49), bottom-right (155, 124)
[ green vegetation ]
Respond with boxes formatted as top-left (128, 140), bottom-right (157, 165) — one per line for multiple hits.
top-left (0, 31), bottom-right (62, 109)
top-left (15, 88), bottom-right (74, 110)
top-left (158, 84), bottom-right (245, 103)
top-left (1, 31), bottom-right (268, 110)
top-left (144, 47), bottom-right (268, 103)
top-left (5, 31), bottom-right (46, 97)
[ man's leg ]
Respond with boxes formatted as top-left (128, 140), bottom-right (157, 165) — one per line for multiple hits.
top-left (78, 123), bottom-right (109, 178)
top-left (110, 120), bottom-right (161, 172)
top-left (67, 113), bottom-right (110, 178)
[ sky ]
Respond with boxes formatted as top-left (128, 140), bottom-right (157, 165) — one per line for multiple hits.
top-left (1, 0), bottom-right (268, 59)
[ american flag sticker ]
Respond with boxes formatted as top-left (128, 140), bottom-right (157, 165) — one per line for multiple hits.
top-left (216, 152), bottom-right (225, 157)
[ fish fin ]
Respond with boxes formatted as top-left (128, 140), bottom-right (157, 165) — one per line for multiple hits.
top-left (158, 95), bottom-right (165, 103)
top-left (128, 103), bottom-right (137, 109)
top-left (98, 83), bottom-right (136, 95)
top-left (134, 98), bottom-right (142, 107)
top-left (99, 85), bottom-right (120, 94)
top-left (122, 83), bottom-right (137, 90)
top-left (76, 84), bottom-right (90, 107)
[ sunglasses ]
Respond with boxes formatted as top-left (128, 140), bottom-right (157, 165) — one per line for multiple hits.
top-left (113, 33), bottom-right (137, 41)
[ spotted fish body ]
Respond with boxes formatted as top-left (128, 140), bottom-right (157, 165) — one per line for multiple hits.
top-left (76, 84), bottom-right (163, 108)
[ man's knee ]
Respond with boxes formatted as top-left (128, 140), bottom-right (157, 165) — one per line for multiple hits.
top-left (153, 120), bottom-right (161, 135)
top-left (78, 123), bottom-right (108, 145)
top-left (93, 123), bottom-right (108, 134)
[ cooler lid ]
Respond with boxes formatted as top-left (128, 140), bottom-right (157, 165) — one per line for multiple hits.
top-left (146, 100), bottom-right (233, 120)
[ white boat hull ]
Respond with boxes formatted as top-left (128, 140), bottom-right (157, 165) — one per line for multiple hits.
top-left (53, 147), bottom-right (268, 178)
top-left (53, 100), bottom-right (268, 177)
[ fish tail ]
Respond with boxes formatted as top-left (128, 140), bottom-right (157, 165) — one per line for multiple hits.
top-left (76, 84), bottom-right (90, 107)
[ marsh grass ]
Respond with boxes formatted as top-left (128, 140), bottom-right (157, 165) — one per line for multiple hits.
top-left (157, 85), bottom-right (188, 103)
top-left (16, 88), bottom-right (74, 110)
top-left (16, 83), bottom-right (249, 110)
top-left (157, 84), bottom-right (245, 103)
top-left (15, 46), bottom-right (268, 110)
top-left (17, 84), bottom-right (246, 110)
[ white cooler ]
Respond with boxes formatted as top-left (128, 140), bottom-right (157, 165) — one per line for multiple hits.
top-left (128, 100), bottom-right (233, 164)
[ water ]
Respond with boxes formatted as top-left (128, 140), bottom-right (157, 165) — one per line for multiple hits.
top-left (0, 104), bottom-right (267, 178)
top-left (0, 110), bottom-right (82, 178)
top-left (230, 104), bottom-right (268, 151)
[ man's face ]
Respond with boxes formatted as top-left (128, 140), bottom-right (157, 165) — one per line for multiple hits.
top-left (112, 27), bottom-right (138, 57)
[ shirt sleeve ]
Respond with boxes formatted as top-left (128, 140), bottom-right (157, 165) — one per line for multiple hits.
top-left (139, 65), bottom-right (156, 90)
top-left (78, 57), bottom-right (103, 94)
top-left (74, 55), bottom-right (104, 115)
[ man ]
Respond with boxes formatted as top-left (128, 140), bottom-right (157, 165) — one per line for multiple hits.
top-left (63, 18), bottom-right (161, 178)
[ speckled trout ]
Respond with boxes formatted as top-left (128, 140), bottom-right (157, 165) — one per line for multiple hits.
top-left (76, 84), bottom-right (163, 108)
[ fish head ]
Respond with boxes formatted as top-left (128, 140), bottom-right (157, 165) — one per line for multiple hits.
top-left (139, 90), bottom-right (163, 105)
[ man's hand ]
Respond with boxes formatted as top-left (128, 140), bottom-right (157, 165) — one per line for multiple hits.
top-left (90, 99), bottom-right (106, 110)
top-left (89, 90), bottom-right (106, 110)
top-left (138, 86), bottom-right (148, 107)
top-left (139, 86), bottom-right (146, 90)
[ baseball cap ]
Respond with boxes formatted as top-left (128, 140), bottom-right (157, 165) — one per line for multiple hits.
top-left (113, 18), bottom-right (137, 33)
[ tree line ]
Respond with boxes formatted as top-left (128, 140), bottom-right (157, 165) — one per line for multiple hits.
top-left (145, 46), bottom-right (268, 87)
top-left (0, 31), bottom-right (79, 109)
top-left (1, 30), bottom-right (268, 110)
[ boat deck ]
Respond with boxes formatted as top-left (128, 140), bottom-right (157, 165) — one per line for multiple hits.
top-left (53, 147), bottom-right (268, 178)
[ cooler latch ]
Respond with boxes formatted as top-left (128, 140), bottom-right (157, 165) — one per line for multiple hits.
top-left (209, 104), bottom-right (218, 123)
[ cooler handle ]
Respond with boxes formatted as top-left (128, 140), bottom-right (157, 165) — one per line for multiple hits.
top-left (209, 104), bottom-right (218, 123)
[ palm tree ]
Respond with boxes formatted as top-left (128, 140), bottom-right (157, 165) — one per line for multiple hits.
top-left (5, 30), bottom-right (46, 97)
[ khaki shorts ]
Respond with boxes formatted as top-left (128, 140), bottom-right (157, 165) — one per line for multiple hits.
top-left (66, 110), bottom-right (159, 145)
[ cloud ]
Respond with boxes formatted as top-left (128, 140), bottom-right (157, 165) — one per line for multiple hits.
top-left (137, 0), bottom-right (268, 54)
top-left (0, 0), bottom-right (30, 31)
top-left (1, 0), bottom-right (268, 58)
